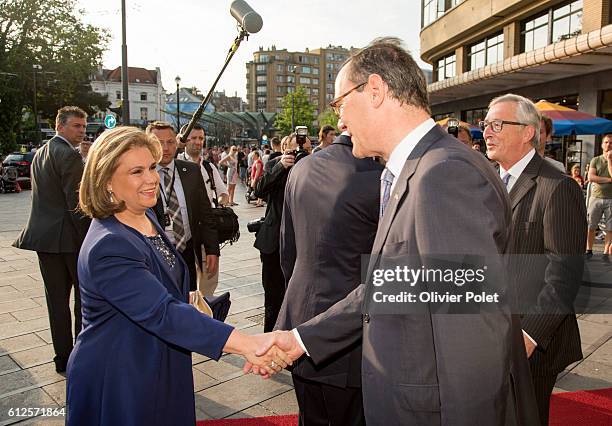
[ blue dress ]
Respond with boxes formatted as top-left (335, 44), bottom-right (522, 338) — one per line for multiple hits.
top-left (66, 210), bottom-right (234, 425)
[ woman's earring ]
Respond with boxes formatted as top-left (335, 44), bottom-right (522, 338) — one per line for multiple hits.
top-left (108, 190), bottom-right (114, 203)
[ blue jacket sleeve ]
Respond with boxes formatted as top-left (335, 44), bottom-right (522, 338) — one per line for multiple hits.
top-left (87, 233), bottom-right (234, 360)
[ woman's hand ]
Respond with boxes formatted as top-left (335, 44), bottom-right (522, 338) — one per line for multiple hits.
top-left (223, 330), bottom-right (292, 378)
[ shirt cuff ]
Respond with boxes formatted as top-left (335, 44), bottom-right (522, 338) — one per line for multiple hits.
top-left (522, 330), bottom-right (538, 347)
top-left (292, 328), bottom-right (310, 357)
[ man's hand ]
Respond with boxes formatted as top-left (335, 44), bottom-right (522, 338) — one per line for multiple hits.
top-left (244, 331), bottom-right (305, 377)
top-left (280, 153), bottom-right (295, 169)
top-left (205, 255), bottom-right (218, 277)
top-left (523, 334), bottom-right (537, 358)
top-left (224, 330), bottom-right (291, 378)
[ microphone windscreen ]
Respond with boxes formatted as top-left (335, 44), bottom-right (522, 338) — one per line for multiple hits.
top-left (230, 0), bottom-right (263, 33)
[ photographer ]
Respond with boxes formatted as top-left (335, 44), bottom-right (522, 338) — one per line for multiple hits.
top-left (253, 132), bottom-right (311, 331)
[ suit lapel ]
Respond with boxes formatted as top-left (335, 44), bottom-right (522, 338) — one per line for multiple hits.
top-left (370, 126), bottom-right (446, 257)
top-left (175, 160), bottom-right (196, 231)
top-left (509, 155), bottom-right (541, 210)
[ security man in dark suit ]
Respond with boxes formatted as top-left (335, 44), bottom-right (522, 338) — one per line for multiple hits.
top-left (146, 122), bottom-right (219, 291)
top-left (276, 133), bottom-right (382, 425)
top-left (14, 106), bottom-right (91, 373)
top-left (254, 134), bottom-right (307, 332)
top-left (485, 94), bottom-right (587, 426)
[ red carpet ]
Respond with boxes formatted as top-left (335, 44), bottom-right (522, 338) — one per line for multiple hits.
top-left (197, 388), bottom-right (612, 425)
top-left (549, 388), bottom-right (612, 425)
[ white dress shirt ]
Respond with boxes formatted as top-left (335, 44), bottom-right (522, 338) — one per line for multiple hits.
top-left (384, 118), bottom-right (436, 193)
top-left (176, 152), bottom-right (228, 205)
top-left (156, 160), bottom-right (192, 245)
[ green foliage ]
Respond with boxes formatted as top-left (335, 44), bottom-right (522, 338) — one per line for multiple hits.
top-left (317, 108), bottom-right (339, 131)
top-left (274, 86), bottom-right (316, 136)
top-left (0, 0), bottom-right (109, 153)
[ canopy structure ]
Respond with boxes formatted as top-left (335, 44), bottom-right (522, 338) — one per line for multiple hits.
top-left (435, 117), bottom-right (483, 139)
top-left (535, 100), bottom-right (612, 136)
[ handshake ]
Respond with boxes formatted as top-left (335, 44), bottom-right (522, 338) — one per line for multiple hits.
top-left (225, 330), bottom-right (305, 378)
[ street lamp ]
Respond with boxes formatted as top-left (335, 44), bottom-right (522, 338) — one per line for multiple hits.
top-left (290, 65), bottom-right (298, 129)
top-left (175, 76), bottom-right (181, 132)
top-left (32, 64), bottom-right (42, 145)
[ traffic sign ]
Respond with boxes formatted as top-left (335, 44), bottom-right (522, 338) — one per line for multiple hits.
top-left (104, 114), bottom-right (117, 129)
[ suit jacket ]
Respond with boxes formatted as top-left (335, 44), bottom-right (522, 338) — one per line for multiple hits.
top-left (153, 159), bottom-right (220, 264)
top-left (14, 136), bottom-right (90, 253)
top-left (507, 153), bottom-right (586, 376)
top-left (297, 125), bottom-right (538, 425)
top-left (66, 210), bottom-right (233, 426)
top-left (276, 136), bottom-right (382, 387)
top-left (253, 151), bottom-right (286, 254)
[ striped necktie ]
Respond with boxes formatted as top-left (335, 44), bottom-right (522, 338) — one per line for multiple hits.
top-left (161, 167), bottom-right (187, 253)
top-left (380, 168), bottom-right (395, 219)
top-left (501, 172), bottom-right (511, 192)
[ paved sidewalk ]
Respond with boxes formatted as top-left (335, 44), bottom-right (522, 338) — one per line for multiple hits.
top-left (0, 183), bottom-right (610, 425)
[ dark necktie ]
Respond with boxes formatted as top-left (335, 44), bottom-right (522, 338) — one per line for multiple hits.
top-left (380, 168), bottom-right (395, 219)
top-left (501, 172), bottom-right (511, 192)
top-left (161, 167), bottom-right (187, 252)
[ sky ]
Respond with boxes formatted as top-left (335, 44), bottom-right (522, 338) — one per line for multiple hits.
top-left (77, 0), bottom-right (430, 99)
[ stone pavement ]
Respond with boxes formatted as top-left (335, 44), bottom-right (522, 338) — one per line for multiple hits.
top-left (0, 183), bottom-right (610, 425)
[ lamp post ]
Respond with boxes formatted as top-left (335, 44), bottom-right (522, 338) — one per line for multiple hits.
top-left (175, 76), bottom-right (181, 132)
top-left (121, 0), bottom-right (130, 125)
top-left (32, 64), bottom-right (42, 144)
top-left (290, 65), bottom-right (297, 129)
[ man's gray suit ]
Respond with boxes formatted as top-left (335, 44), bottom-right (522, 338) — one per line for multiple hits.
top-left (296, 125), bottom-right (538, 425)
top-left (276, 135), bottom-right (382, 424)
top-left (14, 136), bottom-right (91, 366)
top-left (507, 153), bottom-right (586, 425)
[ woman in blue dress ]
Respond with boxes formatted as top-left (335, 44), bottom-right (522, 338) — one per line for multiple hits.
top-left (67, 127), bottom-right (289, 425)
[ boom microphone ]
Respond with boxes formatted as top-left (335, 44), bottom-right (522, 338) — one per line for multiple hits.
top-left (230, 0), bottom-right (263, 34)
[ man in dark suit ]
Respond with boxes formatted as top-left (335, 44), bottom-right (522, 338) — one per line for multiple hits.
top-left (146, 122), bottom-right (219, 291)
top-left (484, 94), bottom-right (587, 426)
top-left (14, 106), bottom-right (91, 372)
top-left (276, 133), bottom-right (381, 425)
top-left (254, 38), bottom-right (538, 425)
top-left (253, 134), bottom-right (309, 332)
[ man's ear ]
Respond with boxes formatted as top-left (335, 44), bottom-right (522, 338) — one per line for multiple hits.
top-left (368, 74), bottom-right (386, 109)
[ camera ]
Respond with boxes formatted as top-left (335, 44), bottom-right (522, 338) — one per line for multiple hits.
top-left (288, 126), bottom-right (310, 164)
top-left (247, 217), bottom-right (265, 233)
top-left (446, 118), bottom-right (459, 138)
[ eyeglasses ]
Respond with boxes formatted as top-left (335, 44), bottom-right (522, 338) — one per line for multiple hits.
top-left (479, 119), bottom-right (529, 133)
top-left (329, 82), bottom-right (367, 115)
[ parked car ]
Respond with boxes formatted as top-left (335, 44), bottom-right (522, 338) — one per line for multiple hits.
top-left (2, 152), bottom-right (34, 181)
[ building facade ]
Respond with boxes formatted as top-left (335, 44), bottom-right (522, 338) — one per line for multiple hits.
top-left (421, 0), bottom-right (612, 165)
top-left (90, 66), bottom-right (166, 126)
top-left (245, 45), bottom-right (358, 116)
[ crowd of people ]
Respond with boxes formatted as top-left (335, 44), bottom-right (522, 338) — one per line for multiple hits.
top-left (11, 36), bottom-right (611, 426)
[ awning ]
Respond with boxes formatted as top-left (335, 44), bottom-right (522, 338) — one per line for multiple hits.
top-left (428, 25), bottom-right (612, 105)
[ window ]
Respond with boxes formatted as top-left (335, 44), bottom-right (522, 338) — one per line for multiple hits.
top-left (312, 88), bottom-right (319, 96)
top-left (116, 91), bottom-right (121, 100)
top-left (256, 64), bottom-right (266, 72)
top-left (140, 92), bottom-right (147, 101)
top-left (326, 93), bottom-right (334, 102)
top-left (140, 107), bottom-right (148, 121)
top-left (287, 65), bottom-right (294, 72)
top-left (300, 77), bottom-right (311, 84)
top-left (257, 75), bottom-right (267, 83)
top-left (552, 0), bottom-right (583, 42)
top-left (276, 97), bottom-right (284, 104)
top-left (276, 86), bottom-right (285, 94)
top-left (468, 33), bottom-right (504, 70)
top-left (313, 68), bottom-right (319, 75)
top-left (277, 64), bottom-right (284, 72)
top-left (304, 87), bottom-right (311, 94)
top-left (436, 53), bottom-right (456, 81)
top-left (313, 57), bottom-right (319, 65)
top-left (256, 85), bottom-right (267, 93)
top-left (302, 66), bottom-right (311, 74)
top-left (287, 75), bottom-right (295, 84)
top-left (326, 63), bottom-right (335, 71)
top-left (326, 83), bottom-right (334, 93)
top-left (288, 87), bottom-right (295, 93)
top-left (259, 54), bottom-right (268, 63)
top-left (275, 75), bottom-right (285, 83)
top-left (521, 0), bottom-right (582, 52)
top-left (423, 0), bottom-right (463, 26)
top-left (312, 78), bottom-right (319, 85)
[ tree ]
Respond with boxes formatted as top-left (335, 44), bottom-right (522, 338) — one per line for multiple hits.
top-left (317, 107), bottom-right (339, 131)
top-left (0, 0), bottom-right (109, 153)
top-left (274, 86), bottom-right (316, 136)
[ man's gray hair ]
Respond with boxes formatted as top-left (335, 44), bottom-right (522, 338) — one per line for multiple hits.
top-left (489, 94), bottom-right (541, 148)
